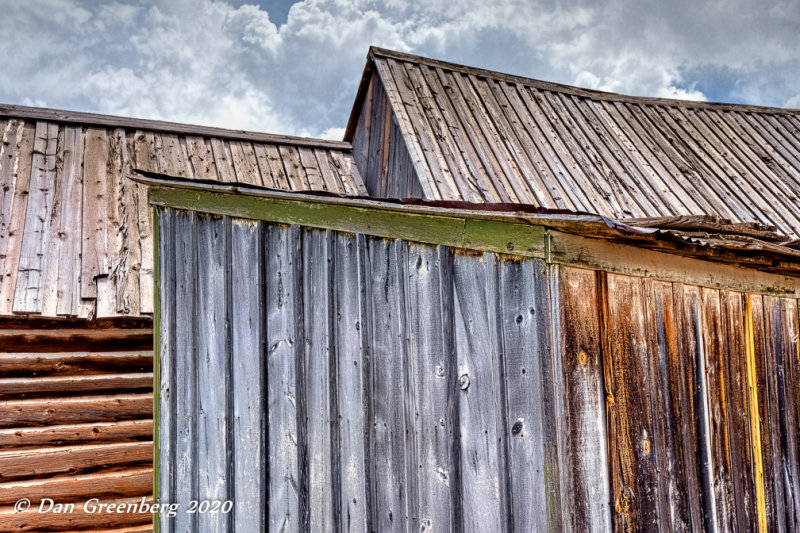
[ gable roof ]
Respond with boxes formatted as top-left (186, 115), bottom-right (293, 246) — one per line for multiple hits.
top-left (345, 47), bottom-right (800, 238)
top-left (0, 104), bottom-right (366, 319)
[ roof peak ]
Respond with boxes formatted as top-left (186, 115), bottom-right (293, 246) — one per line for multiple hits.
top-left (368, 46), bottom-right (800, 116)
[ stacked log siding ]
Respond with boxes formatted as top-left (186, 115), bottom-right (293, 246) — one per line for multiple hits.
top-left (0, 329), bottom-right (154, 532)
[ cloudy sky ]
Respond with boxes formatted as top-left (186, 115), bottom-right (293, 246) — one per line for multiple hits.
top-left (1, 0), bottom-right (798, 139)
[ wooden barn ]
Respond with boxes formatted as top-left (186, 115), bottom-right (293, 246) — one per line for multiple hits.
top-left (147, 174), bottom-right (800, 533)
top-left (149, 48), bottom-right (800, 533)
top-left (0, 105), bottom-right (364, 532)
top-left (5, 44), bottom-right (800, 533)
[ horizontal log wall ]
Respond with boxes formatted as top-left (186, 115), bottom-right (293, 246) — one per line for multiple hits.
top-left (0, 329), bottom-right (154, 532)
top-left (157, 208), bottom-right (800, 532)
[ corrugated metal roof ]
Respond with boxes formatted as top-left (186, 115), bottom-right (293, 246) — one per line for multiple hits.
top-left (356, 47), bottom-right (800, 238)
top-left (0, 106), bottom-right (366, 319)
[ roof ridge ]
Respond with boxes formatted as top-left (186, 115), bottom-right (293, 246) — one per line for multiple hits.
top-left (0, 103), bottom-right (353, 150)
top-left (369, 46), bottom-right (800, 116)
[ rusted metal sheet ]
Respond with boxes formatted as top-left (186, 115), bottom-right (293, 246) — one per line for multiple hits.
top-left (0, 107), bottom-right (366, 319)
top-left (349, 48), bottom-right (800, 239)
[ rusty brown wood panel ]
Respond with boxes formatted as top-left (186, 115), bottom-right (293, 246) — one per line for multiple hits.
top-left (756, 295), bottom-right (784, 531)
top-left (645, 281), bottom-right (704, 532)
top-left (557, 266), bottom-right (609, 532)
top-left (601, 273), bottom-right (661, 532)
top-left (719, 291), bottom-right (758, 532)
top-left (695, 287), bottom-right (738, 531)
top-left (777, 298), bottom-right (800, 528)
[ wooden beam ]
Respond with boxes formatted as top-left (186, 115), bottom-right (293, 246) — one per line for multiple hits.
top-left (0, 441), bottom-right (152, 481)
top-left (0, 328), bottom-right (152, 352)
top-left (0, 394), bottom-right (153, 427)
top-left (0, 420), bottom-right (153, 449)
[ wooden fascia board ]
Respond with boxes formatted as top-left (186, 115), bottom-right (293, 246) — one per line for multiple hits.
top-left (148, 185), bottom-right (547, 259)
top-left (144, 180), bottom-right (800, 296)
top-left (548, 230), bottom-right (800, 297)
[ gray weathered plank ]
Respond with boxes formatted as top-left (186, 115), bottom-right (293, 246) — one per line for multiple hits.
top-left (0, 121), bottom-right (34, 316)
top-left (195, 214), bottom-right (231, 533)
top-left (498, 257), bottom-right (549, 532)
top-left (266, 224), bottom-right (303, 532)
top-left (365, 237), bottom-right (409, 531)
top-left (334, 232), bottom-right (369, 532)
top-left (173, 210), bottom-right (198, 533)
top-left (157, 207), bottom-right (176, 533)
top-left (452, 251), bottom-right (507, 531)
top-left (230, 218), bottom-right (265, 533)
top-left (302, 228), bottom-right (335, 532)
top-left (13, 121), bottom-right (58, 313)
top-left (403, 242), bottom-right (458, 531)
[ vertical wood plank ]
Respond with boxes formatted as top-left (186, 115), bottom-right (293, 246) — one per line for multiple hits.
top-left (499, 257), bottom-right (549, 532)
top-left (403, 243), bottom-right (457, 531)
top-left (174, 209), bottom-right (197, 533)
top-left (762, 295), bottom-right (788, 533)
top-left (558, 266), bottom-right (610, 532)
top-left (334, 232), bottom-right (369, 532)
top-left (0, 120), bottom-right (24, 282)
top-left (195, 214), bottom-right (230, 533)
top-left (720, 291), bottom-right (757, 532)
top-left (266, 224), bottom-right (303, 532)
top-left (365, 236), bottom-right (409, 531)
top-left (298, 147), bottom-right (325, 191)
top-left (698, 287), bottom-right (737, 531)
top-left (259, 144), bottom-right (290, 190)
top-left (750, 295), bottom-right (774, 532)
top-left (53, 125), bottom-right (84, 317)
top-left (230, 141), bottom-right (262, 186)
top-left (452, 251), bottom-right (508, 531)
top-left (778, 298), bottom-right (800, 529)
top-left (279, 145), bottom-right (309, 191)
top-left (80, 127), bottom-right (110, 302)
top-left (231, 218), bottom-right (265, 532)
top-left (13, 121), bottom-right (58, 313)
top-left (157, 207), bottom-right (176, 533)
top-left (0, 121), bottom-right (34, 315)
top-left (185, 136), bottom-right (218, 180)
top-left (302, 228), bottom-right (336, 532)
top-left (111, 128), bottom-right (141, 316)
top-left (211, 138), bottom-right (236, 183)
top-left (646, 281), bottom-right (700, 531)
top-left (160, 133), bottom-right (191, 178)
top-left (603, 273), bottom-right (660, 532)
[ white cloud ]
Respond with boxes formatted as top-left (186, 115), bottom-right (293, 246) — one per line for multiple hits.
top-left (0, 0), bottom-right (797, 138)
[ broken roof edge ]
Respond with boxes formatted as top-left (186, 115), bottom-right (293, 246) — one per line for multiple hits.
top-left (364, 46), bottom-right (800, 117)
top-left (0, 102), bottom-right (352, 150)
top-left (134, 171), bottom-right (800, 291)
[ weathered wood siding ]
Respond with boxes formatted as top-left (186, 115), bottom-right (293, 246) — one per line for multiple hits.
top-left (0, 329), bottom-right (154, 532)
top-left (157, 208), bottom-right (800, 532)
top-left (351, 74), bottom-right (424, 198)
top-left (158, 209), bottom-right (557, 532)
top-left (350, 48), bottom-right (800, 238)
top-left (0, 113), bottom-right (366, 319)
